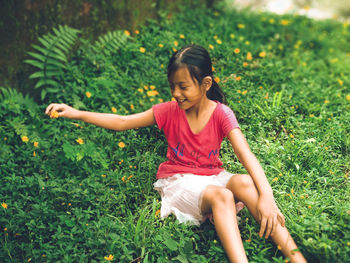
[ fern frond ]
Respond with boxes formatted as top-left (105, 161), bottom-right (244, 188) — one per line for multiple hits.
top-left (25, 25), bottom-right (80, 100)
top-left (93, 30), bottom-right (130, 56)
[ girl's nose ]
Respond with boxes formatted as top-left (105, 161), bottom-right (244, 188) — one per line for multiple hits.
top-left (172, 86), bottom-right (181, 98)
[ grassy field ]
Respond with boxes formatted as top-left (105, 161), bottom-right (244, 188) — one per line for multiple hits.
top-left (1, 2), bottom-right (349, 262)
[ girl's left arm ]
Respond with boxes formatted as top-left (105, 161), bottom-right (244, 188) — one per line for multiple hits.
top-left (227, 128), bottom-right (285, 238)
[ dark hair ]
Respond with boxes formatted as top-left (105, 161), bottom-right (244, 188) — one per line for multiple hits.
top-left (167, 44), bottom-right (227, 104)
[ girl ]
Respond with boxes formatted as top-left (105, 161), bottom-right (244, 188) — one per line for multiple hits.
top-left (45, 44), bottom-right (307, 262)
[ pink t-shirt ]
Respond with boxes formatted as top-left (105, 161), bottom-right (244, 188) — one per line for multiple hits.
top-left (152, 101), bottom-right (240, 179)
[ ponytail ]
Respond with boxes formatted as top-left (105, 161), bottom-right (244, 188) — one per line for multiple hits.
top-left (207, 79), bottom-right (227, 104)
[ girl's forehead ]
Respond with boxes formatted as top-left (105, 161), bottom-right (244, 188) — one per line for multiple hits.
top-left (169, 67), bottom-right (194, 84)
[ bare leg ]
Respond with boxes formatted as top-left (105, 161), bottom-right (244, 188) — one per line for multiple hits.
top-left (226, 174), bottom-right (307, 263)
top-left (201, 185), bottom-right (248, 263)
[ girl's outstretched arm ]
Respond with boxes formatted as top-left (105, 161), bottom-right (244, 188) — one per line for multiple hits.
top-left (45, 103), bottom-right (156, 131)
top-left (227, 128), bottom-right (285, 239)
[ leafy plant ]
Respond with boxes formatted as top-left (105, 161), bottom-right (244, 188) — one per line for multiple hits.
top-left (25, 25), bottom-right (80, 100)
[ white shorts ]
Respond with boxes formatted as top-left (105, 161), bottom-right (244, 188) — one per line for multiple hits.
top-left (154, 170), bottom-right (244, 226)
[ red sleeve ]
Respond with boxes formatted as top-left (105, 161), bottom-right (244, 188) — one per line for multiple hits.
top-left (220, 104), bottom-right (240, 137)
top-left (152, 101), bottom-right (176, 130)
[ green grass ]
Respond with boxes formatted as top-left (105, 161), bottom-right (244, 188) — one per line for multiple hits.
top-left (1, 2), bottom-right (349, 262)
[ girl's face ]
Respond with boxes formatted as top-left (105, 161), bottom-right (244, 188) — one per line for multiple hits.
top-left (169, 67), bottom-right (209, 111)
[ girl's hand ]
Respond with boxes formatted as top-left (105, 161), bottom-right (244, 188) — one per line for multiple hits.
top-left (45, 103), bottom-right (80, 120)
top-left (257, 194), bottom-right (285, 239)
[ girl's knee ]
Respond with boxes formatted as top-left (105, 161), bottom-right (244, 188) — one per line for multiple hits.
top-left (202, 186), bottom-right (234, 211)
top-left (228, 174), bottom-right (255, 190)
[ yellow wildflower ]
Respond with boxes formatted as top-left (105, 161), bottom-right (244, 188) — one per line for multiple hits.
top-left (237, 90), bottom-right (241, 94)
top-left (124, 30), bottom-right (130, 36)
top-left (111, 107), bottom-right (117, 113)
top-left (158, 98), bottom-right (164, 103)
top-left (134, 29), bottom-right (139, 34)
top-left (122, 176), bottom-right (126, 182)
top-left (21, 136), bottom-right (29, 142)
top-left (216, 39), bottom-right (222, 44)
top-left (242, 90), bottom-right (247, 95)
top-left (212, 66), bottom-right (215, 72)
top-left (34, 142), bottom-right (39, 147)
top-left (76, 138), bottom-right (84, 145)
top-left (246, 239), bottom-right (251, 242)
top-left (127, 175), bottom-right (133, 180)
top-left (209, 44), bottom-right (214, 50)
top-left (101, 174), bottom-right (106, 178)
top-left (230, 33), bottom-right (235, 39)
top-left (33, 151), bottom-right (36, 157)
top-left (2, 203), bottom-right (8, 209)
top-left (245, 40), bottom-right (250, 45)
top-left (150, 85), bottom-right (156, 90)
top-left (140, 47), bottom-right (146, 53)
top-left (243, 62), bottom-right (248, 67)
top-left (155, 209), bottom-right (160, 216)
top-left (172, 47), bottom-right (177, 52)
top-left (324, 100), bottom-right (329, 104)
top-left (213, 35), bottom-right (218, 39)
top-left (269, 18), bottom-right (275, 24)
top-left (214, 77), bottom-right (220, 83)
top-left (277, 245), bottom-right (282, 250)
top-left (179, 34), bottom-right (185, 39)
top-left (118, 142), bottom-right (126, 148)
top-left (309, 114), bottom-right (314, 117)
top-left (234, 48), bottom-right (240, 54)
top-left (130, 104), bottom-right (134, 110)
top-left (147, 90), bottom-right (159, 96)
top-left (50, 110), bottom-right (59, 118)
top-left (138, 88), bottom-right (144, 93)
top-left (290, 134), bottom-right (294, 138)
top-left (235, 76), bottom-right (241, 81)
top-left (281, 20), bottom-right (290, 26)
top-left (104, 254), bottom-right (114, 261)
top-left (159, 43), bottom-right (164, 48)
top-left (347, 95), bottom-right (350, 101)
top-left (338, 79), bottom-right (343, 86)
top-left (259, 51), bottom-right (266, 57)
top-left (247, 52), bottom-right (253, 61)
top-left (160, 64), bottom-right (164, 68)
top-left (174, 41), bottom-right (178, 47)
top-left (259, 86), bottom-right (263, 89)
top-left (238, 24), bottom-right (245, 29)
top-left (86, 91), bottom-right (91, 98)
top-left (272, 177), bottom-right (278, 182)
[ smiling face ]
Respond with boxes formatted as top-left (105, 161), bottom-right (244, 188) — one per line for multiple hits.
top-left (169, 66), bottom-right (210, 111)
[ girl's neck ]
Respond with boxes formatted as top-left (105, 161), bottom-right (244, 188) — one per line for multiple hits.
top-left (185, 98), bottom-right (217, 119)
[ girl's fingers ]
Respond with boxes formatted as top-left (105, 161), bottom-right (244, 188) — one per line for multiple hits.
top-left (265, 216), bottom-right (273, 239)
top-left (259, 217), bottom-right (267, 238)
top-left (271, 215), bottom-right (278, 237)
top-left (278, 212), bottom-right (285, 227)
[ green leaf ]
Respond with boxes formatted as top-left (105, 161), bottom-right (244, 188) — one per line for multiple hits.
top-left (164, 238), bottom-right (178, 251)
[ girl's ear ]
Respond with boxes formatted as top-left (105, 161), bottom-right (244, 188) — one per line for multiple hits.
top-left (202, 76), bottom-right (212, 91)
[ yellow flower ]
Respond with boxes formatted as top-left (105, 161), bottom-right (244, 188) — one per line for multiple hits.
top-left (338, 79), bottom-right (343, 86)
top-left (246, 52), bottom-right (253, 61)
top-left (242, 90), bottom-right (247, 95)
top-left (101, 174), bottom-right (106, 178)
top-left (111, 107), bottom-right (117, 113)
top-left (269, 18), bottom-right (275, 24)
top-left (212, 66), bottom-right (215, 72)
top-left (281, 19), bottom-right (290, 26)
top-left (174, 41), bottom-right (178, 47)
top-left (291, 188), bottom-right (294, 194)
top-left (140, 47), bottom-right (146, 53)
top-left (172, 47), bottom-right (177, 52)
top-left (230, 33), bottom-right (235, 39)
top-left (209, 44), bottom-right (214, 50)
top-left (104, 254), bottom-right (114, 261)
top-left (245, 40), bottom-right (250, 45)
top-left (235, 76), bottom-right (241, 81)
top-left (118, 142), bottom-right (126, 148)
top-left (147, 90), bottom-right (159, 96)
top-left (2, 203), bottom-right (8, 209)
top-left (137, 88), bottom-right (144, 93)
top-left (234, 48), bottom-right (240, 54)
top-left (213, 35), bottom-right (218, 39)
top-left (127, 175), bottom-right (133, 180)
top-left (50, 110), bottom-right (59, 118)
top-left (85, 91), bottom-right (91, 98)
top-left (134, 29), bottom-right (139, 35)
top-left (347, 95), bottom-right (350, 101)
top-left (160, 64), bottom-right (164, 68)
top-left (171, 97), bottom-right (176, 101)
top-left (34, 141), bottom-right (39, 147)
top-left (214, 77), bottom-right (220, 83)
top-left (243, 62), bottom-right (248, 67)
top-left (158, 98), bottom-right (164, 103)
top-left (158, 43), bottom-right (164, 48)
top-left (122, 176), bottom-right (126, 182)
top-left (179, 34), bottom-right (185, 39)
top-left (237, 90), bottom-right (241, 94)
top-left (309, 114), bottom-right (314, 117)
top-left (150, 85), bottom-right (156, 90)
top-left (21, 136), bottom-right (29, 142)
top-left (130, 104), bottom-right (134, 110)
top-left (259, 86), bottom-right (263, 89)
top-left (216, 39), bottom-right (222, 44)
top-left (124, 30), bottom-right (130, 36)
top-left (272, 177), bottom-right (278, 182)
top-left (246, 239), bottom-right (251, 242)
top-left (277, 245), bottom-right (282, 250)
top-left (76, 138), bottom-right (84, 145)
top-left (238, 24), bottom-right (245, 29)
top-left (155, 209), bottom-right (160, 216)
top-left (290, 134), bottom-right (294, 138)
top-left (259, 51), bottom-right (266, 57)
top-left (324, 100), bottom-right (329, 104)
top-left (33, 151), bottom-right (36, 157)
